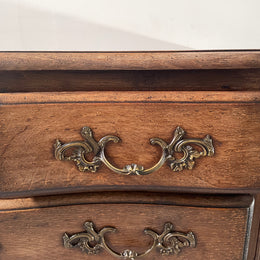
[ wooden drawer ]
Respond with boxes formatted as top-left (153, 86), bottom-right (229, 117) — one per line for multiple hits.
top-left (0, 192), bottom-right (254, 260)
top-left (0, 51), bottom-right (260, 259)
top-left (0, 91), bottom-right (260, 198)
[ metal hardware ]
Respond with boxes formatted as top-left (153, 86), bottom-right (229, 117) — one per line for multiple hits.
top-left (54, 126), bottom-right (214, 175)
top-left (63, 221), bottom-right (196, 259)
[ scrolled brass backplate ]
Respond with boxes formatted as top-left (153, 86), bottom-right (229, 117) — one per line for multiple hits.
top-left (54, 126), bottom-right (214, 175)
top-left (63, 221), bottom-right (196, 259)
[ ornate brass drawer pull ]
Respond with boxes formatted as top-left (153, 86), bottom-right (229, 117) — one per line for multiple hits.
top-left (54, 126), bottom-right (214, 175)
top-left (63, 221), bottom-right (196, 259)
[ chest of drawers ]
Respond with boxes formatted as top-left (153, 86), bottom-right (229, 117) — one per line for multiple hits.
top-left (0, 51), bottom-right (259, 259)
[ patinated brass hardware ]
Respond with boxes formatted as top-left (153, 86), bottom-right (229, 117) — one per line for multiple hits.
top-left (63, 221), bottom-right (196, 259)
top-left (54, 126), bottom-right (214, 175)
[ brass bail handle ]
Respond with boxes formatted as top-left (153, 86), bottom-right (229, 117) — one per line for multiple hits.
top-left (54, 126), bottom-right (214, 176)
top-left (63, 221), bottom-right (196, 259)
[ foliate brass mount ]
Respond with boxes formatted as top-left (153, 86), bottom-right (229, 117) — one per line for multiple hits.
top-left (54, 126), bottom-right (214, 175)
top-left (63, 221), bottom-right (196, 259)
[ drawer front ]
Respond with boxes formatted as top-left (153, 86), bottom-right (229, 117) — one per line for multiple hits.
top-left (0, 193), bottom-right (253, 260)
top-left (0, 92), bottom-right (260, 197)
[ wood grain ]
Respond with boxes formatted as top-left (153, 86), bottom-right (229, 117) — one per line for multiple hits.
top-left (0, 192), bottom-right (253, 211)
top-left (0, 91), bottom-right (260, 104)
top-left (0, 51), bottom-right (259, 259)
top-left (0, 51), bottom-right (260, 70)
top-left (0, 92), bottom-right (259, 197)
top-left (1, 69), bottom-right (260, 92)
top-left (0, 195), bottom-right (252, 260)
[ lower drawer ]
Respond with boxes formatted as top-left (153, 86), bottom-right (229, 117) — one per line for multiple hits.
top-left (0, 193), bottom-right (254, 260)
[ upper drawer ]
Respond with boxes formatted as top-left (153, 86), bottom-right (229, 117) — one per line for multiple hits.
top-left (0, 91), bottom-right (259, 198)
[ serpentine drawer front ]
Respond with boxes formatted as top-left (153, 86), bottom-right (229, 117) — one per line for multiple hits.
top-left (0, 91), bottom-right (259, 197)
top-left (0, 193), bottom-right (253, 260)
top-left (0, 51), bottom-right (260, 259)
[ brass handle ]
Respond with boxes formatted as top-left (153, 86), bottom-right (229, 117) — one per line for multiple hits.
top-left (54, 126), bottom-right (214, 175)
top-left (63, 221), bottom-right (196, 259)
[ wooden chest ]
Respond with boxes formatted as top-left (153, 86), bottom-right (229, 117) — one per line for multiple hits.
top-left (0, 51), bottom-right (259, 259)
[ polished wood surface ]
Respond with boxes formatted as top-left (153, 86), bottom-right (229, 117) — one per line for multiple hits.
top-left (0, 192), bottom-right (253, 210)
top-left (1, 69), bottom-right (260, 92)
top-left (0, 91), bottom-right (259, 197)
top-left (0, 193), bottom-right (253, 260)
top-left (1, 91), bottom-right (259, 104)
top-left (0, 51), bottom-right (259, 259)
top-left (0, 51), bottom-right (260, 70)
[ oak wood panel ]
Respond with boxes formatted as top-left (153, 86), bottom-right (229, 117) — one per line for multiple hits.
top-left (0, 192), bottom-right (253, 211)
top-left (1, 69), bottom-right (260, 93)
top-left (0, 51), bottom-right (259, 260)
top-left (1, 91), bottom-right (260, 104)
top-left (0, 199), bottom-right (251, 260)
top-left (0, 94), bottom-right (259, 197)
top-left (0, 51), bottom-right (260, 70)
